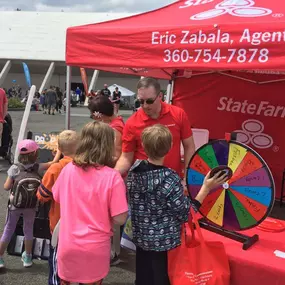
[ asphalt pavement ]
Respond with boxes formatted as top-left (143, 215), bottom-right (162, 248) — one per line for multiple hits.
top-left (0, 107), bottom-right (135, 285)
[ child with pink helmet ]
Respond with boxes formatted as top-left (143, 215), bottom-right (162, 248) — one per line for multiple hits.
top-left (0, 139), bottom-right (61, 269)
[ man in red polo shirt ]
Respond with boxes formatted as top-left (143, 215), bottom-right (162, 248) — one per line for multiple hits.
top-left (0, 88), bottom-right (8, 138)
top-left (115, 77), bottom-right (195, 180)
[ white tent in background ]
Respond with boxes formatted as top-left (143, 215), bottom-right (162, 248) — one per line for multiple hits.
top-left (108, 84), bottom-right (135, 97)
top-left (109, 84), bottom-right (136, 108)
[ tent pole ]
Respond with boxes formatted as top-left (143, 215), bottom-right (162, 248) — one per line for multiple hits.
top-left (65, 66), bottom-right (72, 130)
top-left (259, 79), bottom-right (285, 84)
top-left (218, 72), bottom-right (257, 84)
top-left (169, 80), bottom-right (175, 104)
top-left (165, 80), bottom-right (172, 104)
top-left (175, 71), bottom-right (215, 79)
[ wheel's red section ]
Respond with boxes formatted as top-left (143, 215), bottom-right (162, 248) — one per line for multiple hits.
top-left (190, 154), bottom-right (211, 176)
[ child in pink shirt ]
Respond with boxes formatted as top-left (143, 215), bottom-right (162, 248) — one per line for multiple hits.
top-left (52, 121), bottom-right (128, 285)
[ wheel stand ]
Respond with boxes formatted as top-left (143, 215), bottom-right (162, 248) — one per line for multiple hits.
top-left (199, 218), bottom-right (259, 250)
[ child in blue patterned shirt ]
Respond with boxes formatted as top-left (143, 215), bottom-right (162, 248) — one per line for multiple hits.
top-left (127, 124), bottom-right (227, 285)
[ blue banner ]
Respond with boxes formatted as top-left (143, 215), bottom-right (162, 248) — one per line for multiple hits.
top-left (22, 62), bottom-right (32, 88)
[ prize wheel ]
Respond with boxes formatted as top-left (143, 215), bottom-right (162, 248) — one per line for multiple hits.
top-left (186, 140), bottom-right (275, 231)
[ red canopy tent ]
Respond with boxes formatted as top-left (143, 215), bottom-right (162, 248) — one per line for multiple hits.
top-left (66, 0), bottom-right (285, 74)
top-left (66, 0), bottom-right (285, 198)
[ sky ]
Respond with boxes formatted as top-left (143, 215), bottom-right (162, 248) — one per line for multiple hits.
top-left (0, 0), bottom-right (175, 12)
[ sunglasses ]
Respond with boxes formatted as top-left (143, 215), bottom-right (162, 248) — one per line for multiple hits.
top-left (138, 94), bottom-right (159, 105)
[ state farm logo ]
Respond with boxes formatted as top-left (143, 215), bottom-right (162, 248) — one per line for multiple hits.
top-left (234, 119), bottom-right (273, 149)
top-left (180, 0), bottom-right (272, 21)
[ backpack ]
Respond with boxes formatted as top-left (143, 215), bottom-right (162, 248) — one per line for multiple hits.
top-left (11, 164), bottom-right (41, 209)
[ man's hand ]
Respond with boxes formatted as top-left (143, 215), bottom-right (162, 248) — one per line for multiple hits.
top-left (114, 151), bottom-right (134, 175)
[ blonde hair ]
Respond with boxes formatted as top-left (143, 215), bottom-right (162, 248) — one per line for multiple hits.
top-left (58, 130), bottom-right (78, 156)
top-left (18, 150), bottom-right (39, 165)
top-left (142, 124), bottom-right (172, 160)
top-left (74, 121), bottom-right (115, 169)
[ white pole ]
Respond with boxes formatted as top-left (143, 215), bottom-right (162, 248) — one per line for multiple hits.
top-left (165, 81), bottom-right (172, 104)
top-left (0, 60), bottom-right (12, 86)
top-left (39, 62), bottom-right (55, 93)
top-left (65, 66), bottom-right (72, 130)
top-left (88, 70), bottom-right (100, 93)
top-left (169, 80), bottom-right (175, 104)
top-left (14, 85), bottom-right (36, 163)
top-left (84, 70), bottom-right (100, 106)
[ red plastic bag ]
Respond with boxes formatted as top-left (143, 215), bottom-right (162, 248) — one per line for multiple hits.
top-left (257, 217), bottom-right (285, 233)
top-left (168, 209), bottom-right (230, 285)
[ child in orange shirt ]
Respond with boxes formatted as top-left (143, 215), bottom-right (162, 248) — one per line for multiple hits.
top-left (37, 130), bottom-right (78, 285)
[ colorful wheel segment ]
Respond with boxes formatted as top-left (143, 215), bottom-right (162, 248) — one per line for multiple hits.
top-left (186, 140), bottom-right (275, 231)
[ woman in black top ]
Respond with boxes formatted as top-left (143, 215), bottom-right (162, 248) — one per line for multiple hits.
top-left (56, 87), bottom-right (63, 114)
top-left (112, 87), bottom-right (121, 115)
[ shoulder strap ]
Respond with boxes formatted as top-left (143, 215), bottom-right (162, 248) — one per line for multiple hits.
top-left (129, 159), bottom-right (143, 172)
top-left (21, 163), bottom-right (40, 173)
top-left (15, 163), bottom-right (25, 172)
top-left (32, 163), bottom-right (40, 172)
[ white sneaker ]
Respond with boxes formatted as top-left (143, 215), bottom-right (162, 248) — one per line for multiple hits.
top-left (110, 253), bottom-right (121, 266)
top-left (21, 251), bottom-right (33, 268)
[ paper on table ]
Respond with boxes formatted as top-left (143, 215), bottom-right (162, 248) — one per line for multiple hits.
top-left (274, 250), bottom-right (285, 259)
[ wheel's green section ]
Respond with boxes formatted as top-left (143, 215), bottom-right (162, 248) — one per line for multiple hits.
top-left (228, 190), bottom-right (256, 229)
top-left (198, 145), bottom-right (219, 169)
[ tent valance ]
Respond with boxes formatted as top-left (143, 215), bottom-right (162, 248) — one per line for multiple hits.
top-left (66, 0), bottom-right (285, 78)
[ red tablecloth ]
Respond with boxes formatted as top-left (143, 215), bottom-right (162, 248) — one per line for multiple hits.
top-left (201, 221), bottom-right (285, 285)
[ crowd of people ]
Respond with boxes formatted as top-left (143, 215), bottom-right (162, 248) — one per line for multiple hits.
top-left (88, 84), bottom-right (122, 114)
top-left (1, 85), bottom-right (65, 114)
top-left (39, 86), bottom-right (64, 115)
top-left (0, 78), bottom-right (227, 285)
top-left (39, 83), bottom-right (122, 115)
top-left (2, 85), bottom-right (23, 98)
top-left (3, 82), bottom-right (126, 116)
